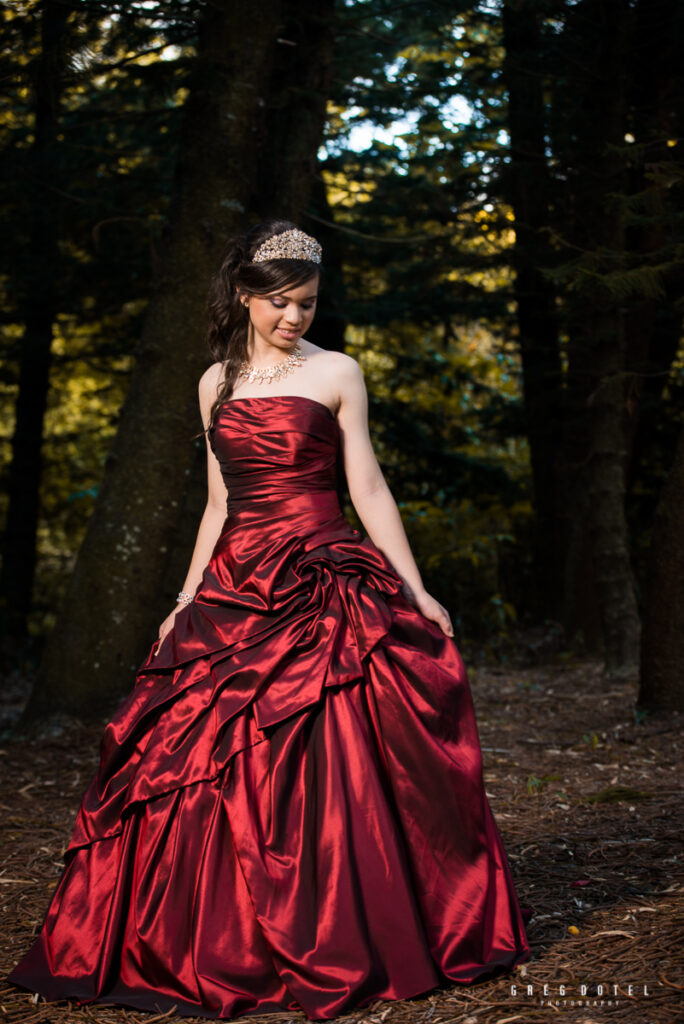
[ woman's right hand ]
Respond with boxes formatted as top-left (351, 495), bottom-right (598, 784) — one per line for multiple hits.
top-left (154, 604), bottom-right (184, 655)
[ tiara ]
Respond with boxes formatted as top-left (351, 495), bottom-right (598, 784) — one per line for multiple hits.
top-left (251, 228), bottom-right (322, 264)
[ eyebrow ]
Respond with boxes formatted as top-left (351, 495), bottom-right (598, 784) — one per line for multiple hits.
top-left (272, 292), bottom-right (318, 301)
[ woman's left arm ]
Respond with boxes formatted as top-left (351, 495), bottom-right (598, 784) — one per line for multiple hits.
top-left (335, 355), bottom-right (454, 638)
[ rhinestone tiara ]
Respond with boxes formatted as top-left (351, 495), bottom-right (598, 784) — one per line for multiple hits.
top-left (251, 228), bottom-right (322, 264)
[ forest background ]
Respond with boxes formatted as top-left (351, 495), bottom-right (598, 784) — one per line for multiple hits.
top-left (0, 0), bottom-right (682, 728)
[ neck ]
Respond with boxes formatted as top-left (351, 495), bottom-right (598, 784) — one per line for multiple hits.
top-left (246, 337), bottom-right (300, 368)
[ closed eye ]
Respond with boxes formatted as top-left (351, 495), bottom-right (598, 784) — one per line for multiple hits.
top-left (271, 300), bottom-right (316, 310)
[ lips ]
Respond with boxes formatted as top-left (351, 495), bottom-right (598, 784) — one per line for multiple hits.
top-left (277, 328), bottom-right (300, 339)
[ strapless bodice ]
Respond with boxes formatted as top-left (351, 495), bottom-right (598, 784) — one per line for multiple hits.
top-left (209, 394), bottom-right (342, 525)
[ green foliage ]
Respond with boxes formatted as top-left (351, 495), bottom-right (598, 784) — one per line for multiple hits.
top-left (2, 0), bottom-right (681, 657)
top-left (0, 1), bottom-right (198, 633)
top-left (323, 2), bottom-right (535, 642)
top-left (526, 773), bottom-right (561, 796)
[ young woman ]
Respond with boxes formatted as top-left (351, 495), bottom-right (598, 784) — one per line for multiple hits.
top-left (7, 219), bottom-right (532, 1021)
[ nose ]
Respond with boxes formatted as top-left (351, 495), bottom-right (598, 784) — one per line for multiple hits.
top-left (284, 305), bottom-right (303, 325)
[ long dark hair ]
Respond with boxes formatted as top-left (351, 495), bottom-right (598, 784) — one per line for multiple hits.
top-left (205, 218), bottom-right (322, 432)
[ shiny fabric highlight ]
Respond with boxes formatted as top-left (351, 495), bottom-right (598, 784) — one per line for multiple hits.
top-left (7, 395), bottom-right (532, 1021)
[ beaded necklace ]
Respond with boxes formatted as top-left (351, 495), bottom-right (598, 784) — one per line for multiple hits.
top-left (237, 341), bottom-right (306, 384)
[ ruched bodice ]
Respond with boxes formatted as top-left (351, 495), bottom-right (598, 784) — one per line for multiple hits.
top-left (7, 392), bottom-right (532, 1021)
top-left (209, 395), bottom-right (343, 525)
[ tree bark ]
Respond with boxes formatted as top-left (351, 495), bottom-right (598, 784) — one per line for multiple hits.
top-left (624, 0), bottom-right (684, 501)
top-left (253, 0), bottom-right (347, 354)
top-left (558, 0), bottom-right (641, 669)
top-left (501, 0), bottom-right (563, 620)
top-left (304, 175), bottom-right (348, 355)
top-left (638, 422), bottom-right (684, 711)
top-left (632, 0), bottom-right (684, 709)
top-left (256, 0), bottom-right (335, 223)
top-left (0, 0), bottom-right (68, 649)
top-left (17, 0), bottom-right (286, 725)
top-left (158, 0), bottom-right (339, 652)
top-left (581, 1), bottom-right (640, 671)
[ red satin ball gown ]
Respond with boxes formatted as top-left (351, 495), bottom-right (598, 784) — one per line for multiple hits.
top-left (7, 394), bottom-right (532, 1021)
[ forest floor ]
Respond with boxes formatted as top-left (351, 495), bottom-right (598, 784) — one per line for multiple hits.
top-left (0, 657), bottom-right (682, 1024)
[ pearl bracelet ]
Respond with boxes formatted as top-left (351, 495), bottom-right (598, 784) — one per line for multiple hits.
top-left (176, 591), bottom-right (194, 606)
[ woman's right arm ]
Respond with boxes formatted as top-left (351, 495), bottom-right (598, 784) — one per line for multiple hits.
top-left (154, 363), bottom-right (228, 652)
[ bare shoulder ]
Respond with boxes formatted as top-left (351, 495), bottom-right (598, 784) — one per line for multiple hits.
top-left (301, 341), bottom-right (357, 370)
top-left (198, 361), bottom-right (225, 428)
top-left (301, 343), bottom-right (364, 391)
top-left (323, 349), bottom-right (362, 377)
top-left (198, 360), bottom-right (225, 397)
top-left (323, 350), bottom-right (365, 400)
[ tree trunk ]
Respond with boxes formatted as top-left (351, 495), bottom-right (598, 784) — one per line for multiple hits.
top-left (253, 0), bottom-right (347, 354)
top-left (582, 1), bottom-right (640, 671)
top-left (17, 0), bottom-right (287, 726)
top-left (583, 311), bottom-right (641, 670)
top-left (501, 0), bottom-right (563, 620)
top-left (559, 0), bottom-right (641, 669)
top-left (158, 0), bottom-right (339, 639)
top-left (638, 423), bottom-right (684, 711)
top-left (631, 0), bottom-right (684, 709)
top-left (624, 0), bottom-right (684, 504)
top-left (304, 175), bottom-right (348, 354)
top-left (0, 0), bottom-right (68, 650)
top-left (256, 0), bottom-right (335, 222)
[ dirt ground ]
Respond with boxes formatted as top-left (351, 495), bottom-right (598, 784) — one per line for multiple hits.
top-left (0, 657), bottom-right (682, 1024)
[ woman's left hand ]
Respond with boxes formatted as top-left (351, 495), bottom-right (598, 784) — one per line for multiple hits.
top-left (401, 583), bottom-right (454, 637)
